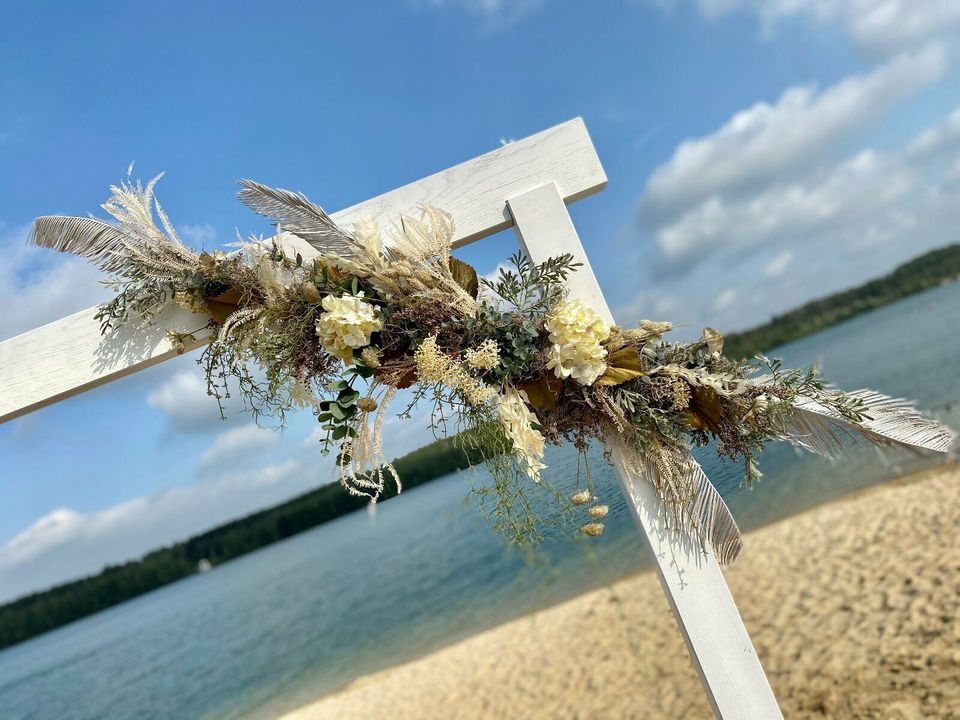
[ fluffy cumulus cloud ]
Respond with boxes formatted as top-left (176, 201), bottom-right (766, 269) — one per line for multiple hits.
top-left (643, 45), bottom-right (944, 217)
top-left (622, 106), bottom-right (960, 333)
top-left (0, 458), bottom-right (312, 603)
top-left (146, 368), bottom-right (247, 433)
top-left (178, 222), bottom-right (216, 246)
top-left (764, 250), bottom-right (794, 278)
top-left (198, 423), bottom-right (280, 469)
top-left (654, 148), bottom-right (914, 265)
top-left (620, 0), bottom-right (960, 335)
top-left (694, 0), bottom-right (960, 52)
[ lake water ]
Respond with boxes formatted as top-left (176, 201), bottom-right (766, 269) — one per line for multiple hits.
top-left (1, 282), bottom-right (958, 720)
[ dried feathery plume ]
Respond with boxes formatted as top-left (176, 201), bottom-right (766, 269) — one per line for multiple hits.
top-left (236, 179), bottom-right (359, 257)
top-left (614, 435), bottom-right (742, 564)
top-left (216, 307), bottom-right (264, 348)
top-left (779, 388), bottom-right (955, 457)
top-left (30, 173), bottom-right (198, 280)
top-left (338, 386), bottom-right (401, 500)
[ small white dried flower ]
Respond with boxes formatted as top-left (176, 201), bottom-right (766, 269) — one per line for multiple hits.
top-left (570, 489), bottom-right (593, 506)
top-left (289, 381), bottom-right (320, 408)
top-left (357, 397), bottom-right (378, 413)
top-left (465, 339), bottom-right (500, 371)
top-left (580, 522), bottom-right (605, 537)
top-left (639, 319), bottom-right (673, 336)
top-left (587, 504), bottom-right (609, 519)
top-left (360, 346), bottom-right (381, 368)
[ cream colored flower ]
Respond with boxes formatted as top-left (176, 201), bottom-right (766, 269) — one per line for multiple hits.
top-left (352, 215), bottom-right (382, 259)
top-left (360, 346), bottom-right (381, 368)
top-left (414, 336), bottom-right (496, 406)
top-left (464, 339), bottom-right (500, 371)
top-left (545, 298), bottom-right (611, 386)
top-left (498, 387), bottom-right (547, 482)
top-left (315, 293), bottom-right (382, 362)
top-left (413, 336), bottom-right (450, 384)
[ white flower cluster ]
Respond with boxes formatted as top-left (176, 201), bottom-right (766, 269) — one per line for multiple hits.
top-left (498, 387), bottom-right (547, 482)
top-left (464, 339), bottom-right (500, 371)
top-left (544, 298), bottom-right (611, 386)
top-left (315, 293), bottom-right (382, 362)
top-left (414, 336), bottom-right (496, 406)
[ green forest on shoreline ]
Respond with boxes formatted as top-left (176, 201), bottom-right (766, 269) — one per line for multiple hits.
top-left (1, 243), bottom-right (958, 651)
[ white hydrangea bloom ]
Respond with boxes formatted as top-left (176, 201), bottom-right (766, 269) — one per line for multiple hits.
top-left (498, 387), bottom-right (547, 482)
top-left (315, 293), bottom-right (382, 362)
top-left (352, 215), bottom-right (382, 259)
top-left (544, 298), bottom-right (611, 385)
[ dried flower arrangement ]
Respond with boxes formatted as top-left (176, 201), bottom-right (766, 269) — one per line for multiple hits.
top-left (30, 175), bottom-right (955, 563)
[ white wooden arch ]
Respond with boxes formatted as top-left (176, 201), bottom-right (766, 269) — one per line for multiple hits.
top-left (0, 118), bottom-right (782, 718)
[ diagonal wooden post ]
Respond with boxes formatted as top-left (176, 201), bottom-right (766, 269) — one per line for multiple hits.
top-left (0, 118), bottom-right (782, 717)
top-left (507, 183), bottom-right (782, 719)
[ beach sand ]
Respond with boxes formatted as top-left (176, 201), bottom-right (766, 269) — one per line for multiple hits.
top-left (281, 463), bottom-right (960, 719)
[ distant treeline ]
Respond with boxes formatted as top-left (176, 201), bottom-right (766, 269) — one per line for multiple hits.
top-left (723, 244), bottom-right (960, 358)
top-left (3, 243), bottom-right (959, 652)
top-left (0, 436), bottom-right (488, 651)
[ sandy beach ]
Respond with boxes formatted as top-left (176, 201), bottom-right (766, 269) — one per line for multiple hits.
top-left (281, 463), bottom-right (960, 719)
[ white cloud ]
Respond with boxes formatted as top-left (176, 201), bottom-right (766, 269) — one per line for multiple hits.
top-left (764, 250), bottom-right (794, 278)
top-left (0, 459), bottom-right (309, 603)
top-left (621, 105), bottom-right (960, 335)
top-left (713, 288), bottom-right (737, 312)
top-left (692, 0), bottom-right (960, 52)
top-left (0, 224), bottom-right (113, 342)
top-left (418, 0), bottom-right (545, 27)
top-left (907, 107), bottom-right (960, 159)
top-left (654, 148), bottom-right (914, 265)
top-left (146, 369), bottom-right (246, 433)
top-left (643, 45), bottom-right (944, 217)
top-left (179, 223), bottom-right (216, 246)
top-left (198, 423), bottom-right (280, 469)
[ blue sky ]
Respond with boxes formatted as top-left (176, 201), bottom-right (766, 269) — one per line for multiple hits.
top-left (3, 0), bottom-right (960, 602)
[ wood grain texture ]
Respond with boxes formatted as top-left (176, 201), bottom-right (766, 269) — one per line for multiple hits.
top-left (507, 183), bottom-right (783, 720)
top-left (0, 118), bottom-right (605, 424)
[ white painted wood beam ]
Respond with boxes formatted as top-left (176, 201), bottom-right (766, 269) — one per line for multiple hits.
top-left (507, 182), bottom-right (783, 720)
top-left (0, 118), bottom-right (605, 423)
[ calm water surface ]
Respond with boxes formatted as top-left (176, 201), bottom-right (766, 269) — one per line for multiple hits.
top-left (1, 282), bottom-right (958, 720)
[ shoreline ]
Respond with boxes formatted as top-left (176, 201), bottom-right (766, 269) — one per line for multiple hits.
top-left (280, 461), bottom-right (960, 719)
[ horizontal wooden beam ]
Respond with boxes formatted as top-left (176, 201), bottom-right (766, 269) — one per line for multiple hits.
top-left (0, 118), bottom-right (606, 423)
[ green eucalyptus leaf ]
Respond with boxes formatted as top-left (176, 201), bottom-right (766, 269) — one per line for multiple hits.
top-left (338, 388), bottom-right (360, 400)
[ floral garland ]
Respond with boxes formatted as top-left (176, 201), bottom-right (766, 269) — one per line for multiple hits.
top-left (30, 176), bottom-right (955, 563)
